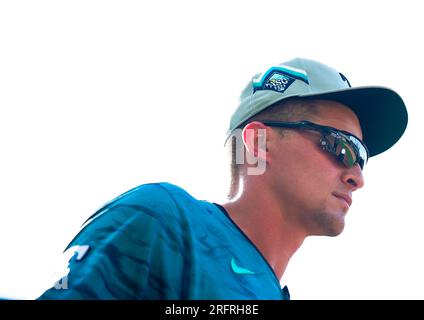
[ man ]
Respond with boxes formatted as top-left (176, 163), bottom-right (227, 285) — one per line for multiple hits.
top-left (38, 58), bottom-right (408, 299)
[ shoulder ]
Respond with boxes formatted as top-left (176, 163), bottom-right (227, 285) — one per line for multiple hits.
top-left (83, 182), bottom-right (198, 225)
top-left (122, 182), bottom-right (199, 208)
top-left (60, 181), bottom-right (219, 261)
top-left (67, 182), bottom-right (206, 247)
top-left (104, 182), bottom-right (190, 208)
top-left (39, 183), bottom-right (209, 299)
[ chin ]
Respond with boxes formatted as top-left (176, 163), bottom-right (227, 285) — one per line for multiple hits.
top-left (313, 210), bottom-right (346, 236)
top-left (310, 223), bottom-right (345, 237)
top-left (328, 215), bottom-right (346, 236)
top-left (326, 225), bottom-right (345, 237)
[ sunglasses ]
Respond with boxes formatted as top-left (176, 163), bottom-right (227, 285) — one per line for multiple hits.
top-left (260, 120), bottom-right (369, 170)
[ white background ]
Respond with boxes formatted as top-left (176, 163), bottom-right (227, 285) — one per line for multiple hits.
top-left (0, 0), bottom-right (422, 299)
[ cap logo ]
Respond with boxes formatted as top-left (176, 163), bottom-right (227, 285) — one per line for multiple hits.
top-left (252, 65), bottom-right (309, 94)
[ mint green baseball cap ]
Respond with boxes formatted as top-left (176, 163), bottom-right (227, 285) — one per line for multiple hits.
top-left (227, 58), bottom-right (408, 157)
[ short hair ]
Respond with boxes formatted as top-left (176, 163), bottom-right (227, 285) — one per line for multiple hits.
top-left (225, 98), bottom-right (320, 199)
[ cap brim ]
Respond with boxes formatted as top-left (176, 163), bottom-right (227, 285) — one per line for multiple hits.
top-left (298, 87), bottom-right (408, 157)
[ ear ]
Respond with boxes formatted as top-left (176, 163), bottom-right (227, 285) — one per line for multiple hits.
top-left (242, 121), bottom-right (269, 162)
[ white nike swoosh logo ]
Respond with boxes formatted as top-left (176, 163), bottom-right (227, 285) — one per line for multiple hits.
top-left (230, 258), bottom-right (255, 275)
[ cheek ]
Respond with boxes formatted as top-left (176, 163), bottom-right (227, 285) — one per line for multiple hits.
top-left (276, 144), bottom-right (339, 193)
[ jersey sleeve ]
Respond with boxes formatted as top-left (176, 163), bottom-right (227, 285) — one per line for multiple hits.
top-left (37, 184), bottom-right (189, 299)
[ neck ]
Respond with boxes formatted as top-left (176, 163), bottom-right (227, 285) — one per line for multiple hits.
top-left (222, 178), bottom-right (306, 280)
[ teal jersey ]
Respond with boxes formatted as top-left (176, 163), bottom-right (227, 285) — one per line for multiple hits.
top-left (38, 183), bottom-right (289, 300)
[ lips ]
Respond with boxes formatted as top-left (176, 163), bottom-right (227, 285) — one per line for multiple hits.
top-left (332, 192), bottom-right (352, 207)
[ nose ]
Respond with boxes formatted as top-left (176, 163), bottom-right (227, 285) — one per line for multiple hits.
top-left (341, 164), bottom-right (365, 191)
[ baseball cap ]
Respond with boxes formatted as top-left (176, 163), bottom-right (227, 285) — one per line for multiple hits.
top-left (227, 58), bottom-right (408, 157)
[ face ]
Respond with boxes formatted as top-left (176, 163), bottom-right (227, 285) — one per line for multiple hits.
top-left (265, 100), bottom-right (365, 237)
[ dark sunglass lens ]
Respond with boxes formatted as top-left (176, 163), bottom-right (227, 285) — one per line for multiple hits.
top-left (335, 140), bottom-right (357, 168)
top-left (358, 158), bottom-right (365, 170)
top-left (347, 135), bottom-right (368, 168)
